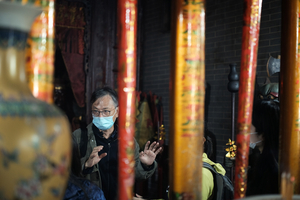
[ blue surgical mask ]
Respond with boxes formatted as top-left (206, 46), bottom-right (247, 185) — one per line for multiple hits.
top-left (250, 140), bottom-right (262, 149)
top-left (250, 132), bottom-right (262, 149)
top-left (93, 113), bottom-right (116, 130)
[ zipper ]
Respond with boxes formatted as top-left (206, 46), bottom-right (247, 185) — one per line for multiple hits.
top-left (107, 142), bottom-right (110, 197)
top-left (106, 137), bottom-right (117, 199)
top-left (107, 139), bottom-right (116, 198)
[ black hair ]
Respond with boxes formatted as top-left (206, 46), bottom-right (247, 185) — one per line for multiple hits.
top-left (90, 86), bottom-right (118, 107)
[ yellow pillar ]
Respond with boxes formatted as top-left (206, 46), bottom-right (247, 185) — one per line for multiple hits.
top-left (169, 0), bottom-right (205, 199)
top-left (280, 0), bottom-right (300, 193)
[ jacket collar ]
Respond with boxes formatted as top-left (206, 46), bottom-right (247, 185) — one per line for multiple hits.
top-left (92, 123), bottom-right (118, 140)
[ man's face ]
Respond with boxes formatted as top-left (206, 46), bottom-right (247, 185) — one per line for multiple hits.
top-left (92, 95), bottom-right (119, 121)
top-left (250, 124), bottom-right (264, 147)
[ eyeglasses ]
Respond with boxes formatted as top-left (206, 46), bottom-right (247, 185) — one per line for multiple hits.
top-left (92, 107), bottom-right (117, 117)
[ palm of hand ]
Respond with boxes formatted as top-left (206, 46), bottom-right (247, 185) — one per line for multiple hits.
top-left (139, 150), bottom-right (156, 166)
top-left (85, 146), bottom-right (107, 168)
top-left (139, 141), bottom-right (162, 166)
top-left (90, 155), bottom-right (101, 166)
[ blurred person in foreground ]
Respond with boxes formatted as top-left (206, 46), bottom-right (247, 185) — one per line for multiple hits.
top-left (64, 136), bottom-right (106, 200)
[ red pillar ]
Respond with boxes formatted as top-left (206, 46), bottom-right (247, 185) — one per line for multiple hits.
top-left (234, 0), bottom-right (262, 199)
top-left (117, 0), bottom-right (138, 199)
top-left (26, 0), bottom-right (55, 103)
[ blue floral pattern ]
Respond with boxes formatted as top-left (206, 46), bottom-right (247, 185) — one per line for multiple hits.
top-left (0, 94), bottom-right (62, 117)
top-left (0, 28), bottom-right (27, 49)
top-left (14, 178), bottom-right (42, 200)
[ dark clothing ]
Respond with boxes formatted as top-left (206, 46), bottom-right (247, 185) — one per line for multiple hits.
top-left (73, 123), bottom-right (157, 200)
top-left (64, 177), bottom-right (106, 200)
top-left (246, 149), bottom-right (279, 196)
top-left (92, 124), bottom-right (118, 200)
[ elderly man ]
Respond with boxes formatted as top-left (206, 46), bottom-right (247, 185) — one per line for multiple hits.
top-left (72, 86), bottom-right (162, 200)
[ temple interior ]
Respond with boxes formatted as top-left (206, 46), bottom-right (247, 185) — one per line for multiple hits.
top-left (52, 0), bottom-right (282, 198)
top-left (2, 0), bottom-right (298, 199)
top-left (54, 0), bottom-right (281, 160)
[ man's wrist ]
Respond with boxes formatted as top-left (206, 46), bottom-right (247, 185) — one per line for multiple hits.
top-left (82, 163), bottom-right (94, 174)
top-left (142, 162), bottom-right (151, 167)
top-left (85, 161), bottom-right (90, 168)
top-left (141, 161), bottom-right (154, 171)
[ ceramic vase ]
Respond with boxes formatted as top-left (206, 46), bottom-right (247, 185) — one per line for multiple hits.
top-left (0, 1), bottom-right (71, 200)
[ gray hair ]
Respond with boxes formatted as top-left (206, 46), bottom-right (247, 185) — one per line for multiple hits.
top-left (90, 86), bottom-right (118, 107)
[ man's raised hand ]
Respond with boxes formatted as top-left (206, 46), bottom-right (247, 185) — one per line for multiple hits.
top-left (85, 146), bottom-right (107, 168)
top-left (139, 141), bottom-right (162, 166)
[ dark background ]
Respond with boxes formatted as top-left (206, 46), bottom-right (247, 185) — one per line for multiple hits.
top-left (140, 0), bottom-right (281, 163)
top-left (55, 0), bottom-right (281, 164)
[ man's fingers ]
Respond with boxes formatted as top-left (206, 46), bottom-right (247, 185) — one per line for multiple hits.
top-left (90, 153), bottom-right (106, 166)
top-left (144, 141), bottom-right (150, 151)
top-left (148, 141), bottom-right (157, 151)
top-left (139, 151), bottom-right (144, 157)
top-left (99, 152), bottom-right (107, 159)
top-left (89, 146), bottom-right (104, 160)
top-left (152, 142), bottom-right (160, 151)
top-left (93, 145), bottom-right (104, 152)
top-left (91, 149), bottom-right (101, 156)
top-left (154, 147), bottom-right (163, 155)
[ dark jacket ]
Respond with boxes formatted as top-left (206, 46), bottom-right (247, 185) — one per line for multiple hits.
top-left (72, 123), bottom-right (157, 200)
top-left (64, 177), bottom-right (106, 200)
top-left (246, 149), bottom-right (279, 196)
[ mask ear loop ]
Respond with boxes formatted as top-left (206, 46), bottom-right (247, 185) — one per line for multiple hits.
top-left (249, 131), bottom-right (263, 149)
top-left (111, 107), bottom-right (119, 125)
top-left (112, 106), bottom-right (118, 117)
top-left (249, 132), bottom-right (259, 149)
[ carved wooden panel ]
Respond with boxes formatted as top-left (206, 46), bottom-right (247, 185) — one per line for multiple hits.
top-left (86, 0), bottom-right (118, 123)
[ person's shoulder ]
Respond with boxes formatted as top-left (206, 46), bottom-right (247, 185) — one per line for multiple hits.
top-left (72, 123), bottom-right (93, 137)
top-left (64, 180), bottom-right (84, 199)
top-left (83, 180), bottom-right (106, 200)
top-left (202, 166), bottom-right (214, 200)
top-left (202, 166), bottom-right (214, 180)
top-left (72, 128), bottom-right (81, 137)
